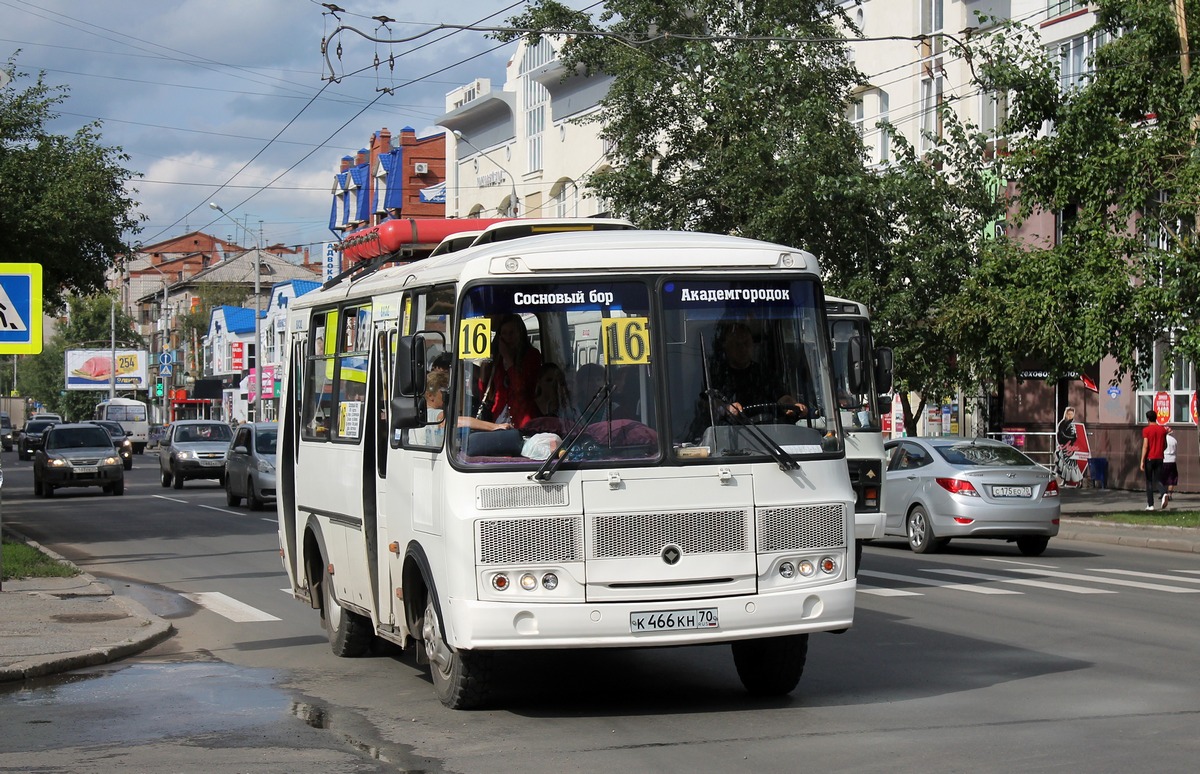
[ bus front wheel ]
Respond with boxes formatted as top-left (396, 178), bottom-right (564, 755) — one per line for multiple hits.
top-left (731, 633), bottom-right (808, 696)
top-left (422, 596), bottom-right (491, 709)
top-left (321, 566), bottom-right (372, 657)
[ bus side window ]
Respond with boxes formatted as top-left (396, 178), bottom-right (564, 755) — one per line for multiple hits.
top-left (302, 310), bottom-right (335, 440)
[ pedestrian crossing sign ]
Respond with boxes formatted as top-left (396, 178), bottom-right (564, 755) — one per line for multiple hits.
top-left (0, 263), bottom-right (43, 354)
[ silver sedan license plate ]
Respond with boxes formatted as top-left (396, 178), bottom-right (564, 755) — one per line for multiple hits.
top-left (992, 485), bottom-right (1032, 497)
top-left (630, 608), bottom-right (718, 633)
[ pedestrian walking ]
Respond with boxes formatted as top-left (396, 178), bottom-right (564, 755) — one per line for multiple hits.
top-left (1161, 426), bottom-right (1179, 509)
top-left (1139, 409), bottom-right (1169, 510)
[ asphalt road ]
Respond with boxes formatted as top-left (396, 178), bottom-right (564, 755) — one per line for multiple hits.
top-left (2, 452), bottom-right (1199, 773)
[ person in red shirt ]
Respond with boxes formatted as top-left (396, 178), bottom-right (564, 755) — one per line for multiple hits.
top-left (1139, 409), bottom-right (1169, 510)
top-left (476, 314), bottom-right (542, 429)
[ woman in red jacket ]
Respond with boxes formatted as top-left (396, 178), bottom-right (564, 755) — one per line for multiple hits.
top-left (477, 314), bottom-right (542, 428)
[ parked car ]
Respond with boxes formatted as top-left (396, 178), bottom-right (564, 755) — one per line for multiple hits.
top-left (1, 412), bottom-right (13, 451)
top-left (883, 437), bottom-right (1060, 556)
top-left (33, 423), bottom-right (125, 497)
top-left (86, 420), bottom-right (134, 470)
top-left (224, 422), bottom-right (277, 510)
top-left (17, 418), bottom-right (59, 461)
top-left (159, 419), bottom-right (234, 489)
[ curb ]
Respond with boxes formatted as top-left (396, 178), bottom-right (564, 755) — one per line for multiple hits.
top-left (0, 530), bottom-right (175, 682)
top-left (1058, 518), bottom-right (1200, 554)
top-left (0, 600), bottom-right (174, 682)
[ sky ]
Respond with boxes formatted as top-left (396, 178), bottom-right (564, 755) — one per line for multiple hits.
top-left (2, 0), bottom-right (566, 256)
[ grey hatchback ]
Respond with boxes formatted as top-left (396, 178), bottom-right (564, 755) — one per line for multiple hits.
top-left (33, 423), bottom-right (125, 497)
top-left (224, 422), bottom-right (277, 510)
top-left (159, 420), bottom-right (234, 489)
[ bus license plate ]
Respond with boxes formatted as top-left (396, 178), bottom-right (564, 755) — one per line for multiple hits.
top-left (630, 608), bottom-right (718, 633)
top-left (992, 485), bottom-right (1032, 497)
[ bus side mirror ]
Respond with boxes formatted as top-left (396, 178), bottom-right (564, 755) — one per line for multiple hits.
top-left (390, 336), bottom-right (427, 437)
top-left (874, 347), bottom-right (894, 395)
top-left (847, 336), bottom-right (870, 394)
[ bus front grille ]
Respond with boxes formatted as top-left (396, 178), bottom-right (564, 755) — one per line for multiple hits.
top-left (477, 516), bottom-right (584, 564)
top-left (476, 483), bottom-right (568, 509)
top-left (588, 510), bottom-right (749, 559)
top-left (757, 504), bottom-right (846, 552)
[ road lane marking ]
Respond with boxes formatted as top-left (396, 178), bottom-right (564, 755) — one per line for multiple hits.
top-left (925, 568), bottom-right (1114, 594)
top-left (859, 587), bottom-right (923, 597)
top-left (1087, 568), bottom-right (1200, 585)
top-left (181, 592), bottom-right (281, 622)
top-left (984, 558), bottom-right (1059, 569)
top-left (858, 570), bottom-right (1022, 594)
top-left (153, 494), bottom-right (189, 504)
top-left (1000, 568), bottom-right (1200, 593)
top-left (198, 504), bottom-right (241, 515)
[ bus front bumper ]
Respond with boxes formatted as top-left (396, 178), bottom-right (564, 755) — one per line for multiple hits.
top-left (442, 579), bottom-right (856, 650)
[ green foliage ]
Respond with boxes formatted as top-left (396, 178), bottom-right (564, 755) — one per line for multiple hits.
top-left (966, 1), bottom-right (1200, 385)
top-left (1, 538), bottom-right (78, 581)
top-left (18, 293), bottom-right (144, 419)
top-left (0, 56), bottom-right (142, 311)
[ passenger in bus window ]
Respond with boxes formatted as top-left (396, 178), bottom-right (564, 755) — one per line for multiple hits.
top-left (476, 313), bottom-right (542, 428)
top-left (534, 363), bottom-right (577, 422)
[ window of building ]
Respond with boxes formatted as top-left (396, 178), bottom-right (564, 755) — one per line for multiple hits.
top-left (520, 38), bottom-right (554, 174)
top-left (1047, 0), bottom-right (1085, 18)
top-left (1138, 335), bottom-right (1196, 423)
top-left (1054, 30), bottom-right (1109, 94)
top-left (981, 88), bottom-right (1009, 156)
top-left (919, 0), bottom-right (945, 153)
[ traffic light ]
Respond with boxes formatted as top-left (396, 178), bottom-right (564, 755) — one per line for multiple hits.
top-left (154, 378), bottom-right (164, 398)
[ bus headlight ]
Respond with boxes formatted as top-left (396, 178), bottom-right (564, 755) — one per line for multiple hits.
top-left (519, 573), bottom-right (538, 591)
top-left (797, 560), bottom-right (816, 577)
top-left (491, 573), bottom-right (509, 591)
top-left (778, 562), bottom-right (796, 579)
top-left (541, 573), bottom-right (559, 590)
top-left (820, 556), bottom-right (838, 574)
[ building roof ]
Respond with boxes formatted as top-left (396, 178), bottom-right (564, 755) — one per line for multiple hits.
top-left (215, 305), bottom-right (257, 335)
top-left (184, 248), bottom-right (319, 286)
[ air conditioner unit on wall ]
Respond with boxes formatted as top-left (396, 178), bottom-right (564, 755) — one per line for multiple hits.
top-left (414, 162), bottom-right (429, 174)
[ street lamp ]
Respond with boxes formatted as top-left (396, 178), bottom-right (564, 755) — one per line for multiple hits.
top-left (452, 130), bottom-right (519, 217)
top-left (209, 201), bottom-right (262, 422)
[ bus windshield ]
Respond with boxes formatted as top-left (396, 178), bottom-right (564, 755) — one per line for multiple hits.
top-left (662, 278), bottom-right (841, 460)
top-left (453, 281), bottom-right (659, 464)
top-left (828, 317), bottom-right (883, 433)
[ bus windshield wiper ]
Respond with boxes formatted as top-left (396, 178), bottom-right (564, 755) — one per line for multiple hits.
top-left (531, 381), bottom-right (613, 482)
top-left (704, 389), bottom-right (800, 471)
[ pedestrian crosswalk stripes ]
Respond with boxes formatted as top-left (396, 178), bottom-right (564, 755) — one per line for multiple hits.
top-left (858, 570), bottom-right (1022, 595)
top-left (858, 564), bottom-right (1200, 598)
top-left (924, 568), bottom-right (1114, 594)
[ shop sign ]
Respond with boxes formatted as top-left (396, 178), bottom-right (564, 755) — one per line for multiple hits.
top-left (1154, 391), bottom-right (1171, 424)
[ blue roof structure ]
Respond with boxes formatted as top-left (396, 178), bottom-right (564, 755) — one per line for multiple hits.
top-left (219, 305), bottom-right (257, 334)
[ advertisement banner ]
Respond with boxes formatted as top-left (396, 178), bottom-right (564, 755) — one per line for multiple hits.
top-left (1154, 391), bottom-right (1171, 424)
top-left (247, 365), bottom-right (276, 400)
top-left (65, 349), bottom-right (149, 391)
top-left (231, 341), bottom-right (244, 371)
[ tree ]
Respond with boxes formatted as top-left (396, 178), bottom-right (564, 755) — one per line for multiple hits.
top-left (18, 294), bottom-right (145, 420)
top-left (500, 2), bottom-right (1046, 434)
top-left (0, 56), bottom-right (142, 310)
top-left (499, 0), bottom-right (881, 273)
top-left (951, 2), bottom-right (1200, 398)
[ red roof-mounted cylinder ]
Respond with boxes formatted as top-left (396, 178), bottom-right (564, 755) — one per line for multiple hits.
top-left (338, 218), bottom-right (512, 262)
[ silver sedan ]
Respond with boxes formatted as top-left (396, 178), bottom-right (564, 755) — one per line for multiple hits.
top-left (883, 437), bottom-right (1060, 556)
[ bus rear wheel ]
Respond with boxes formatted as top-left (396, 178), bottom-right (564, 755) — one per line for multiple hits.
top-left (731, 633), bottom-right (809, 696)
top-left (422, 596), bottom-right (491, 709)
top-left (321, 566), bottom-right (372, 657)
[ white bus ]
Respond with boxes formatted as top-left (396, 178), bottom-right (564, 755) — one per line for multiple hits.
top-left (824, 297), bottom-right (894, 568)
top-left (277, 227), bottom-right (864, 708)
top-left (94, 396), bottom-right (150, 453)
